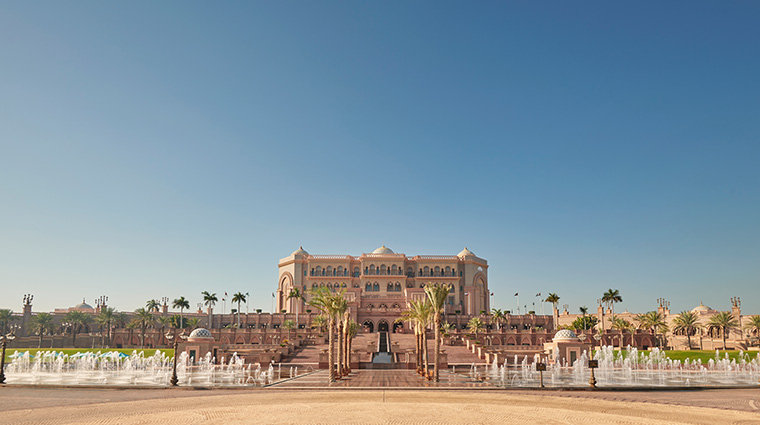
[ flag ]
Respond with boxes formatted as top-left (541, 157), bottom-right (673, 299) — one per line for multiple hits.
top-left (490, 292), bottom-right (494, 296)
top-left (225, 292), bottom-right (228, 296)
top-left (514, 293), bottom-right (518, 296)
top-left (465, 292), bottom-right (469, 296)
top-left (536, 293), bottom-right (541, 297)
top-left (271, 292), bottom-right (275, 297)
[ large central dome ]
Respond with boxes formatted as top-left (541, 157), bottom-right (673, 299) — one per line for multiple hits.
top-left (372, 245), bottom-right (395, 254)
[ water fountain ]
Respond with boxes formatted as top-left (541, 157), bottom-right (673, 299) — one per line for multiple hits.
top-left (3, 349), bottom-right (292, 387)
top-left (480, 346), bottom-right (760, 388)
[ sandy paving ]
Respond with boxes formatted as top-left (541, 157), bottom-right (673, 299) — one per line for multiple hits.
top-left (1, 390), bottom-right (759, 425)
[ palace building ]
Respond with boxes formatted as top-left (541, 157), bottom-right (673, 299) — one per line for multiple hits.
top-left (276, 246), bottom-right (490, 332)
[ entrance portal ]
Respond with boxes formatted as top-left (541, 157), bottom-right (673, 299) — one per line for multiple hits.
top-left (363, 320), bottom-right (374, 333)
top-left (378, 320), bottom-right (389, 332)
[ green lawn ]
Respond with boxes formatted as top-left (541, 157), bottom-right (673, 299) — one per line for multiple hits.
top-left (4, 348), bottom-right (174, 363)
top-left (662, 350), bottom-right (756, 364)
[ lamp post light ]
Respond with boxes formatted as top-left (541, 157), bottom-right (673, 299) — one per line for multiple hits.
top-left (165, 330), bottom-right (188, 386)
top-left (1, 332), bottom-right (18, 384)
top-left (587, 332), bottom-right (602, 388)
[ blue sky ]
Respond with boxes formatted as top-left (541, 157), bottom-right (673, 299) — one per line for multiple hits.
top-left (1, 2), bottom-right (759, 316)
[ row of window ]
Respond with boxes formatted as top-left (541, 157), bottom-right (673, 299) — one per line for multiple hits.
top-left (308, 282), bottom-right (460, 292)
top-left (306, 265), bottom-right (463, 277)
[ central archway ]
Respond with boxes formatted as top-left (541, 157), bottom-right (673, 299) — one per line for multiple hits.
top-left (378, 320), bottom-right (389, 332)
top-left (363, 320), bottom-right (374, 333)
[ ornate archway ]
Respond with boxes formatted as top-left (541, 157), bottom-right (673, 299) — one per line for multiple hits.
top-left (363, 320), bottom-right (374, 333)
top-left (378, 320), bottom-right (389, 332)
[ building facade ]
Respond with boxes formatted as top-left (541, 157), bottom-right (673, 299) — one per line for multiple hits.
top-left (276, 246), bottom-right (490, 332)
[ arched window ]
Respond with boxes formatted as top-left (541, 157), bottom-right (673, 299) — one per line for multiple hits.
top-left (311, 268), bottom-right (315, 276)
top-left (445, 266), bottom-right (451, 276)
top-left (326, 283), bottom-right (332, 289)
top-left (365, 283), bottom-right (371, 291)
top-left (419, 268), bottom-right (423, 276)
top-left (326, 266), bottom-right (333, 276)
top-left (312, 283), bottom-right (318, 288)
top-left (341, 282), bottom-right (347, 288)
top-left (369, 264), bottom-right (376, 275)
top-left (407, 267), bottom-right (414, 277)
top-left (391, 265), bottom-right (397, 275)
top-left (395, 282), bottom-right (401, 292)
top-left (380, 264), bottom-right (387, 275)
top-left (320, 282), bottom-right (325, 287)
top-left (452, 268), bottom-right (456, 276)
top-left (315, 266), bottom-right (321, 276)
top-left (423, 266), bottom-right (430, 276)
top-left (354, 267), bottom-right (360, 278)
top-left (364, 267), bottom-right (368, 275)
top-left (387, 282), bottom-right (393, 291)
top-left (373, 283), bottom-right (379, 291)
top-left (392, 303), bottom-right (400, 308)
top-left (434, 266), bottom-right (440, 277)
top-left (379, 304), bottom-right (388, 309)
top-left (337, 266), bottom-right (343, 276)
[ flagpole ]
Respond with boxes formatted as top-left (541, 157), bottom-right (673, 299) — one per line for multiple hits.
top-left (515, 293), bottom-right (520, 315)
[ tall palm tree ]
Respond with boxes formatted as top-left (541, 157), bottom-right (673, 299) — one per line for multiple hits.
top-left (340, 306), bottom-right (352, 376)
top-left (172, 297), bottom-right (190, 328)
top-left (309, 286), bottom-right (343, 382)
top-left (201, 291), bottom-right (218, 329)
top-left (635, 311), bottom-right (669, 348)
top-left (126, 320), bottom-right (138, 346)
top-left (602, 289), bottom-right (623, 321)
top-left (468, 317), bottom-right (484, 340)
top-left (231, 292), bottom-right (247, 327)
top-left (282, 319), bottom-right (295, 341)
top-left (63, 310), bottom-right (91, 347)
top-left (398, 299), bottom-right (431, 374)
top-left (346, 319), bottom-right (358, 372)
top-left (156, 315), bottom-right (172, 346)
top-left (544, 293), bottom-right (560, 330)
top-left (287, 287), bottom-right (304, 313)
top-left (95, 307), bottom-right (116, 347)
top-left (611, 316), bottom-right (634, 347)
top-left (672, 311), bottom-right (702, 350)
top-left (134, 308), bottom-right (155, 348)
top-left (708, 311), bottom-right (738, 350)
top-left (0, 309), bottom-right (17, 334)
top-left (146, 299), bottom-right (160, 313)
top-left (424, 283), bottom-right (450, 382)
top-left (579, 306), bottom-right (589, 331)
top-left (491, 308), bottom-right (504, 331)
top-left (27, 313), bottom-right (55, 348)
top-left (743, 315), bottom-right (760, 345)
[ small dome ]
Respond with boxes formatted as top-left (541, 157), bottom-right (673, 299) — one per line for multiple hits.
top-left (457, 247), bottom-right (475, 257)
top-left (691, 302), bottom-right (712, 312)
top-left (291, 246), bottom-right (309, 256)
top-left (74, 299), bottom-right (93, 309)
top-left (372, 245), bottom-right (394, 254)
top-left (188, 328), bottom-right (214, 340)
top-left (553, 329), bottom-right (578, 341)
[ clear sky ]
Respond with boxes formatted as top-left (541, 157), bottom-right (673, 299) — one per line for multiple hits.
top-left (1, 2), bottom-right (759, 316)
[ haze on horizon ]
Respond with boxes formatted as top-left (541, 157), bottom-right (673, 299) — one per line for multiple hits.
top-left (1, 2), bottom-right (759, 316)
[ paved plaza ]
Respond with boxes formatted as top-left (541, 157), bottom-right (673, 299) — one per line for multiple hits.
top-left (1, 370), bottom-right (759, 425)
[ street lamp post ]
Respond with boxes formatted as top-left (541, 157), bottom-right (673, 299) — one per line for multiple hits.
top-left (587, 332), bottom-right (602, 388)
top-left (165, 330), bottom-right (188, 386)
top-left (1, 332), bottom-right (18, 384)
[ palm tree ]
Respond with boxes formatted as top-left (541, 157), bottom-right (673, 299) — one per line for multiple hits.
top-left (95, 307), bottom-right (116, 347)
top-left (743, 315), bottom-right (760, 345)
top-left (611, 316), bottom-right (634, 347)
top-left (424, 283), bottom-right (450, 382)
top-left (398, 299), bottom-right (431, 375)
top-left (491, 308), bottom-right (504, 331)
top-left (468, 317), bottom-right (484, 340)
top-left (283, 319), bottom-right (295, 341)
top-left (173, 297), bottom-right (190, 328)
top-left (201, 291), bottom-right (218, 329)
top-left (635, 311), bottom-right (669, 348)
top-left (231, 292), bottom-right (247, 327)
top-left (134, 308), bottom-right (155, 348)
top-left (544, 293), bottom-right (560, 330)
top-left (309, 286), bottom-right (343, 382)
top-left (708, 311), bottom-right (738, 350)
top-left (27, 313), bottom-right (55, 348)
top-left (672, 310), bottom-right (702, 350)
top-left (146, 299), bottom-right (160, 313)
top-left (340, 307), bottom-right (351, 376)
top-left (312, 315), bottom-right (327, 333)
top-left (0, 309), bottom-right (17, 334)
top-left (287, 287), bottom-right (304, 321)
top-left (63, 310), bottom-right (91, 347)
top-left (186, 317), bottom-right (201, 330)
top-left (602, 289), bottom-right (623, 321)
top-left (156, 315), bottom-right (172, 346)
top-left (346, 319), bottom-right (358, 372)
top-left (126, 320), bottom-right (138, 346)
